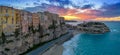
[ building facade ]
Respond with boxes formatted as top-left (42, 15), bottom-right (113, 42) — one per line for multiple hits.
top-left (37, 12), bottom-right (52, 35)
top-left (21, 10), bottom-right (29, 34)
top-left (0, 6), bottom-right (65, 36)
top-left (0, 6), bottom-right (18, 35)
top-left (0, 7), bottom-right (2, 37)
top-left (32, 13), bottom-right (40, 30)
top-left (59, 17), bottom-right (65, 24)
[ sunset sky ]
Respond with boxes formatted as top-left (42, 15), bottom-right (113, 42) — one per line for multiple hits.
top-left (0, 0), bottom-right (120, 21)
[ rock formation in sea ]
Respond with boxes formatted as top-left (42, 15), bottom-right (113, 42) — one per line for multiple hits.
top-left (77, 22), bottom-right (110, 34)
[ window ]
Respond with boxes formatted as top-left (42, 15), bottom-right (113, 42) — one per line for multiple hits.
top-left (6, 17), bottom-right (8, 23)
top-left (12, 17), bottom-right (14, 24)
top-left (6, 8), bottom-right (8, 13)
top-left (0, 18), bottom-right (1, 24)
top-left (12, 9), bottom-right (14, 16)
top-left (12, 9), bottom-right (14, 13)
top-left (1, 18), bottom-right (3, 24)
top-left (0, 7), bottom-right (1, 13)
top-left (16, 18), bottom-right (18, 24)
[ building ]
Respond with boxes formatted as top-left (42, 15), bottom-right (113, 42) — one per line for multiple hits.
top-left (43, 11), bottom-right (53, 28)
top-left (37, 12), bottom-right (50, 34)
top-left (21, 10), bottom-right (29, 34)
top-left (52, 14), bottom-right (60, 26)
top-left (28, 12), bottom-right (32, 27)
top-left (59, 17), bottom-right (65, 25)
top-left (15, 9), bottom-right (22, 33)
top-left (37, 12), bottom-right (48, 28)
top-left (32, 13), bottom-right (40, 30)
top-left (0, 7), bottom-right (2, 37)
top-left (0, 6), bottom-right (18, 35)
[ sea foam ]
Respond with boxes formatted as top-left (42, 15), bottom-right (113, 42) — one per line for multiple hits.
top-left (62, 34), bottom-right (80, 55)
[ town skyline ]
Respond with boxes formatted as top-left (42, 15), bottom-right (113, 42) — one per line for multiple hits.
top-left (0, 0), bottom-right (120, 55)
top-left (0, 0), bottom-right (120, 21)
top-left (0, 5), bottom-right (67, 55)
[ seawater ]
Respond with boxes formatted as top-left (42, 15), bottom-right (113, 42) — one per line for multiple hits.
top-left (63, 22), bottom-right (120, 55)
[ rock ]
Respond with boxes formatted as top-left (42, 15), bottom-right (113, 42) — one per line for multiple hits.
top-left (77, 22), bottom-right (110, 34)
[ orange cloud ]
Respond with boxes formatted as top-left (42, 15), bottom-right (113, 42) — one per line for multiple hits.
top-left (93, 16), bottom-right (120, 21)
top-left (60, 9), bottom-right (99, 20)
top-left (47, 5), bottom-right (120, 21)
top-left (63, 15), bottom-right (78, 20)
top-left (59, 8), bottom-right (120, 21)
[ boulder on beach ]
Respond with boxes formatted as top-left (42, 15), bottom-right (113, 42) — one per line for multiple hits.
top-left (77, 22), bottom-right (110, 34)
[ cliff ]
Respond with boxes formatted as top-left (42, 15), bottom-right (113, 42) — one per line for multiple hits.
top-left (77, 22), bottom-right (110, 34)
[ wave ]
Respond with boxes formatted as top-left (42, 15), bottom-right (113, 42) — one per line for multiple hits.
top-left (111, 29), bottom-right (119, 32)
top-left (62, 34), bottom-right (80, 55)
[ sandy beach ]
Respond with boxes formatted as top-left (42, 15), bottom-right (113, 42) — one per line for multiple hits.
top-left (41, 30), bottom-right (80, 55)
top-left (41, 44), bottom-right (64, 55)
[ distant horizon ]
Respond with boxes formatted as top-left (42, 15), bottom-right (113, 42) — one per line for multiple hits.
top-left (65, 20), bottom-right (120, 22)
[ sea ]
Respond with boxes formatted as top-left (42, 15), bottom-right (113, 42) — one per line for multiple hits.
top-left (63, 21), bottom-right (120, 55)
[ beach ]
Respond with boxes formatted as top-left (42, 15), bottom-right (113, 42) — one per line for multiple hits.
top-left (41, 30), bottom-right (80, 55)
top-left (42, 44), bottom-right (64, 55)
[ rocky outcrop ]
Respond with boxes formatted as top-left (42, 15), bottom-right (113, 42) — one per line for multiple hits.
top-left (77, 22), bottom-right (110, 34)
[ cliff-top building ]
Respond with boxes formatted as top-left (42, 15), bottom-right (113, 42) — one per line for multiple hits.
top-left (0, 7), bottom-right (2, 37)
top-left (32, 13), bottom-right (40, 30)
top-left (21, 10), bottom-right (29, 34)
top-left (37, 12), bottom-right (49, 35)
top-left (0, 6), bottom-right (18, 35)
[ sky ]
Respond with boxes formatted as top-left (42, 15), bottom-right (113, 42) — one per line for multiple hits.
top-left (0, 0), bottom-right (120, 21)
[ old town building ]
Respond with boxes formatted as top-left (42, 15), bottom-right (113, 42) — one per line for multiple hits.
top-left (0, 6), bottom-right (18, 35)
top-left (32, 13), bottom-right (40, 30)
top-left (0, 6), bottom-right (66, 37)
top-left (37, 12), bottom-right (50, 35)
top-left (59, 17), bottom-right (65, 24)
top-left (0, 7), bottom-right (2, 37)
top-left (21, 11), bottom-right (29, 34)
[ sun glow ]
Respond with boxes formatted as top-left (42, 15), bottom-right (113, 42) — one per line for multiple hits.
top-left (93, 16), bottom-right (120, 21)
top-left (63, 15), bottom-right (78, 20)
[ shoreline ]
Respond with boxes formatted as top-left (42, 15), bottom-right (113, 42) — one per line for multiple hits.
top-left (42, 44), bottom-right (64, 55)
top-left (41, 30), bottom-right (80, 55)
top-left (25, 31), bottom-right (75, 55)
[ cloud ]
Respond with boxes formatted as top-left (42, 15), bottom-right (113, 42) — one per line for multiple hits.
top-left (47, 0), bottom-right (71, 5)
top-left (26, 3), bottom-right (29, 6)
top-left (36, 0), bottom-right (40, 2)
top-left (24, 0), bottom-right (120, 21)
top-left (46, 0), bottom-right (80, 9)
top-left (24, 3), bottom-right (48, 12)
top-left (33, 2), bottom-right (41, 6)
top-left (81, 4), bottom-right (93, 9)
top-left (98, 2), bottom-right (120, 17)
top-left (24, 3), bottom-right (67, 14)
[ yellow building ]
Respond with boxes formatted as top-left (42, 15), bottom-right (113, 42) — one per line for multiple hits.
top-left (0, 6), bottom-right (3, 37)
top-left (0, 7), bottom-right (2, 37)
top-left (0, 18), bottom-right (2, 37)
top-left (0, 6), bottom-right (19, 35)
top-left (15, 9), bottom-right (22, 31)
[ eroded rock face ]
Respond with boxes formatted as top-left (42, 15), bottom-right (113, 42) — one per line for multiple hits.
top-left (77, 22), bottom-right (110, 34)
